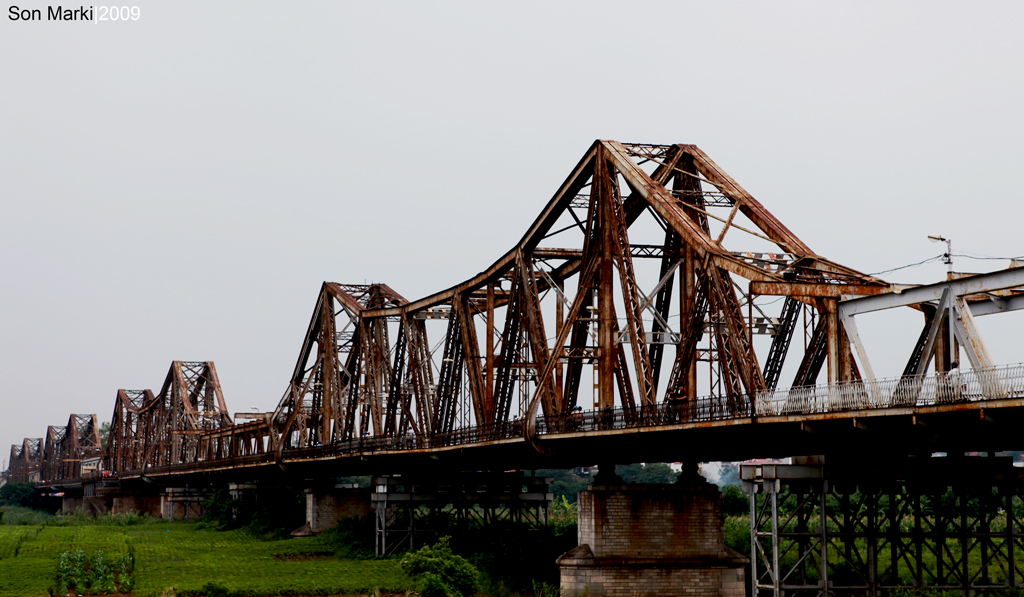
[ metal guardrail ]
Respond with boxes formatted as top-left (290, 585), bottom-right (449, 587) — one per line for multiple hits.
top-left (753, 362), bottom-right (1024, 416)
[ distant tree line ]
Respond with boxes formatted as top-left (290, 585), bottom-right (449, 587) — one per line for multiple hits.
top-left (0, 481), bottom-right (57, 511)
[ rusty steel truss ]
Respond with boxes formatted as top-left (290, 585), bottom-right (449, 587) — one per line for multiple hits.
top-left (264, 141), bottom-right (886, 455)
top-left (103, 361), bottom-right (233, 472)
top-left (7, 438), bottom-right (42, 483)
top-left (21, 140), bottom-right (1024, 485)
top-left (39, 414), bottom-right (101, 483)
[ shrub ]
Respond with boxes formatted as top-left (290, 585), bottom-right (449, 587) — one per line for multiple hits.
top-left (0, 483), bottom-right (36, 508)
top-left (550, 495), bottom-right (578, 528)
top-left (400, 536), bottom-right (478, 597)
top-left (723, 515), bottom-right (750, 558)
top-left (201, 489), bottom-right (242, 530)
top-left (450, 520), bottom-right (575, 593)
top-left (720, 484), bottom-right (748, 516)
top-left (317, 514), bottom-right (376, 558)
top-left (47, 510), bottom-right (156, 527)
top-left (51, 548), bottom-right (134, 595)
top-left (197, 581), bottom-right (231, 597)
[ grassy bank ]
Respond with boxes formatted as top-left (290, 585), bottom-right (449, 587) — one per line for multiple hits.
top-left (0, 513), bottom-right (412, 597)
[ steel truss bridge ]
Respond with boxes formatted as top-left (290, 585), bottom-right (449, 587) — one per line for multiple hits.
top-left (9, 140), bottom-right (1024, 595)
top-left (6, 139), bottom-right (1024, 571)
top-left (9, 140), bottom-right (1024, 484)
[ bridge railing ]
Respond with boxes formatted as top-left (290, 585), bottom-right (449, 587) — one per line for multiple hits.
top-left (536, 393), bottom-right (753, 435)
top-left (98, 364), bottom-right (1024, 480)
top-left (754, 362), bottom-right (1024, 416)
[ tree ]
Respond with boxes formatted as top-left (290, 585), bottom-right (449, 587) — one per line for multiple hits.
top-left (634, 463), bottom-right (677, 484)
top-left (99, 421), bottom-right (111, 449)
top-left (616, 462), bottom-right (677, 484)
top-left (0, 482), bottom-right (37, 508)
top-left (400, 536), bottom-right (478, 597)
top-left (537, 468), bottom-right (591, 504)
top-left (720, 484), bottom-right (748, 516)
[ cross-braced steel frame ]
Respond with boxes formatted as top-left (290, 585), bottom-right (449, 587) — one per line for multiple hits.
top-left (102, 361), bottom-right (233, 472)
top-left (372, 472), bottom-right (552, 555)
top-left (264, 141), bottom-right (886, 457)
top-left (39, 414), bottom-right (101, 482)
top-left (20, 140), bottom-right (1024, 486)
top-left (7, 438), bottom-right (42, 483)
top-left (745, 458), bottom-right (1024, 597)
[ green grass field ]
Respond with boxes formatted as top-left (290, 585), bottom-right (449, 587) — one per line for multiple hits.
top-left (0, 509), bottom-right (412, 597)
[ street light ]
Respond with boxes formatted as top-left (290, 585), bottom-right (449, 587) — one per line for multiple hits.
top-left (928, 233), bottom-right (953, 276)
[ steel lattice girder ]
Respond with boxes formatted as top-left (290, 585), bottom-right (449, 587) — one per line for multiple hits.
top-left (743, 457), bottom-right (1024, 597)
top-left (39, 413), bottom-right (101, 482)
top-left (264, 140), bottom-right (888, 454)
top-left (7, 438), bottom-right (42, 483)
top-left (99, 361), bottom-right (235, 477)
top-left (21, 140), bottom-right (1024, 483)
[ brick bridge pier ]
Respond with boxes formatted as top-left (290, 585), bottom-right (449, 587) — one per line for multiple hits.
top-left (558, 466), bottom-right (747, 597)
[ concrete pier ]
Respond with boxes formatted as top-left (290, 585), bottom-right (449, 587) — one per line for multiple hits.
top-left (558, 474), bottom-right (746, 597)
top-left (300, 484), bottom-right (372, 535)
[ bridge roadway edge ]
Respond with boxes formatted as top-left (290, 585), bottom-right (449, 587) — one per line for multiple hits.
top-left (41, 397), bottom-right (1024, 492)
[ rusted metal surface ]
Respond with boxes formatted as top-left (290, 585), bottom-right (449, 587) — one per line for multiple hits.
top-left (102, 361), bottom-right (238, 474)
top-left (21, 141), bottom-right (1024, 487)
top-left (85, 362), bottom-right (1024, 484)
top-left (7, 438), bottom-right (42, 483)
top-left (749, 282), bottom-right (889, 297)
top-left (39, 414), bottom-right (101, 483)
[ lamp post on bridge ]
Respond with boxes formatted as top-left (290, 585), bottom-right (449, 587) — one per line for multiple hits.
top-left (928, 233), bottom-right (953, 278)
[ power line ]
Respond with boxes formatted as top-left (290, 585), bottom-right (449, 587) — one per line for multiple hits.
top-left (869, 255), bottom-right (943, 276)
top-left (953, 253), bottom-right (1024, 262)
top-left (866, 252), bottom-right (1022, 278)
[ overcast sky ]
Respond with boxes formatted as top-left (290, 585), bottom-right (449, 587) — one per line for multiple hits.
top-left (2, 1), bottom-right (1022, 463)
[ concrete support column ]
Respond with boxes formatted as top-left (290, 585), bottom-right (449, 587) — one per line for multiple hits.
top-left (558, 476), bottom-right (747, 597)
top-left (299, 484), bottom-right (372, 536)
top-left (111, 494), bottom-right (161, 516)
top-left (160, 487), bottom-right (207, 520)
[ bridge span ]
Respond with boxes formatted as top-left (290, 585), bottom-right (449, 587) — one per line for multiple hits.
top-left (8, 139), bottom-right (1021, 487)
top-left (22, 360), bottom-right (1024, 489)
top-left (7, 140), bottom-right (1024, 596)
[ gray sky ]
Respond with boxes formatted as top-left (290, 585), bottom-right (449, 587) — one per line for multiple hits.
top-left (2, 1), bottom-right (1022, 461)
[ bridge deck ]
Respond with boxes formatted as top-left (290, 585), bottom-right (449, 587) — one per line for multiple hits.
top-left (40, 364), bottom-right (1024, 489)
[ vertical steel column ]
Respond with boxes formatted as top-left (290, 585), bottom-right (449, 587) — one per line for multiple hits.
top-left (374, 496), bottom-right (387, 556)
top-left (820, 480), bottom-right (829, 597)
top-left (321, 298), bottom-right (336, 444)
top-left (751, 483), bottom-right (758, 597)
top-left (682, 246), bottom-right (697, 401)
top-left (596, 149), bottom-right (615, 410)
top-left (936, 491), bottom-right (945, 585)
top-left (486, 283), bottom-right (495, 411)
top-left (772, 482), bottom-right (781, 597)
top-left (914, 492), bottom-right (924, 588)
top-left (981, 490), bottom-right (991, 586)
top-left (555, 279), bottom-right (564, 401)
top-left (889, 490), bottom-right (898, 586)
top-left (1009, 492), bottom-right (1017, 588)
top-left (961, 492), bottom-right (970, 595)
top-left (825, 299), bottom-right (840, 386)
top-left (867, 492), bottom-right (877, 597)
